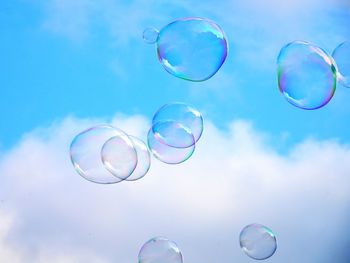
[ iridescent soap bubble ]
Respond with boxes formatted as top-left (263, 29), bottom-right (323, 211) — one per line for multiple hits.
top-left (332, 40), bottom-right (350, 88)
top-left (138, 237), bottom-right (183, 263)
top-left (152, 102), bottom-right (203, 148)
top-left (101, 135), bottom-right (142, 180)
top-left (147, 121), bottom-right (195, 164)
top-left (239, 223), bottom-right (277, 260)
top-left (277, 41), bottom-right (337, 110)
top-left (143, 27), bottom-right (159, 44)
top-left (70, 125), bottom-right (137, 184)
top-left (155, 17), bottom-right (228, 81)
top-left (102, 135), bottom-right (151, 181)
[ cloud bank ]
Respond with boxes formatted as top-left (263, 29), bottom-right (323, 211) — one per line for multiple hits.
top-left (0, 115), bottom-right (349, 262)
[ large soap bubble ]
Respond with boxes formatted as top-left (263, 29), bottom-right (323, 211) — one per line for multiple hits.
top-left (152, 102), bottom-right (203, 148)
top-left (145, 17), bottom-right (228, 81)
top-left (138, 237), bottom-right (183, 263)
top-left (147, 121), bottom-right (195, 164)
top-left (332, 40), bottom-right (350, 88)
top-left (277, 41), bottom-right (337, 110)
top-left (239, 223), bottom-right (277, 260)
top-left (70, 125), bottom-right (137, 184)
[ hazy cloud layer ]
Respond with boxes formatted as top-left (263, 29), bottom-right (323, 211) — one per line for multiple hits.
top-left (0, 115), bottom-right (349, 262)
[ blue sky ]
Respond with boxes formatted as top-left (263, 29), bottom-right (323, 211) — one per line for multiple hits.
top-left (2, 0), bottom-right (350, 149)
top-left (1, 0), bottom-right (350, 262)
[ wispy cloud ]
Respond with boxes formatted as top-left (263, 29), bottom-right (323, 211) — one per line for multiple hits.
top-left (0, 114), bottom-right (349, 262)
top-left (37, 0), bottom-right (349, 43)
top-left (38, 0), bottom-right (190, 43)
top-left (41, 0), bottom-right (95, 41)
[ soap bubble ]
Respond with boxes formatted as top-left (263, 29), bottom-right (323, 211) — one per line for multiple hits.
top-left (70, 125), bottom-right (137, 184)
top-left (102, 136), bottom-right (150, 182)
top-left (147, 102), bottom-right (202, 164)
top-left (123, 136), bottom-right (151, 181)
top-left (277, 41), bottom-right (337, 110)
top-left (101, 135), bottom-right (142, 180)
top-left (152, 102), bottom-right (203, 148)
top-left (332, 40), bottom-right (350, 88)
top-left (155, 17), bottom-right (228, 81)
top-left (147, 121), bottom-right (195, 164)
top-left (143, 27), bottom-right (159, 44)
top-left (239, 223), bottom-right (277, 260)
top-left (138, 237), bottom-right (183, 263)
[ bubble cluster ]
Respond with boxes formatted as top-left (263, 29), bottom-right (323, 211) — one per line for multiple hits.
top-left (70, 125), bottom-right (150, 184)
top-left (277, 41), bottom-right (337, 110)
top-left (332, 40), bottom-right (350, 88)
top-left (66, 16), bottom-right (305, 261)
top-left (239, 224), bottom-right (277, 260)
top-left (147, 102), bottom-right (203, 164)
top-left (144, 17), bottom-right (228, 81)
top-left (138, 237), bottom-right (183, 263)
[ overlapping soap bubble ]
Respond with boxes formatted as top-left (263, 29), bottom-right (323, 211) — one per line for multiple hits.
top-left (148, 102), bottom-right (203, 164)
top-left (70, 125), bottom-right (151, 184)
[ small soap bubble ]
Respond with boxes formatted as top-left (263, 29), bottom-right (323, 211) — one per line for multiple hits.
top-left (240, 223), bottom-right (277, 260)
top-left (152, 102), bottom-right (203, 148)
top-left (332, 40), bottom-right (350, 88)
top-left (147, 121), bottom-right (195, 164)
top-left (277, 41), bottom-right (337, 110)
top-left (70, 125), bottom-right (137, 184)
top-left (143, 27), bottom-right (159, 44)
top-left (138, 237), bottom-right (183, 263)
top-left (155, 17), bottom-right (228, 81)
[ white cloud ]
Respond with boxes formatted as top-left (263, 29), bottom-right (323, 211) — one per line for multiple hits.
top-left (0, 210), bottom-right (22, 263)
top-left (0, 115), bottom-right (349, 262)
top-left (41, 0), bottom-right (95, 41)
